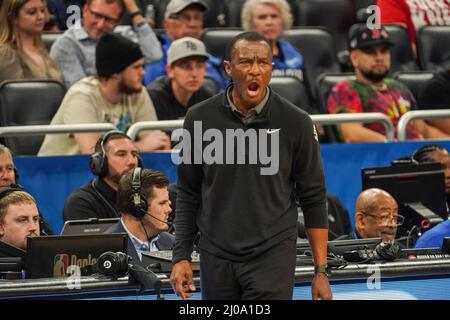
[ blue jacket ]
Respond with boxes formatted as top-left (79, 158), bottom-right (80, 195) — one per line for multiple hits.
top-left (143, 34), bottom-right (228, 89)
top-left (414, 220), bottom-right (450, 248)
top-left (270, 40), bottom-right (305, 82)
top-left (273, 39), bottom-right (304, 70)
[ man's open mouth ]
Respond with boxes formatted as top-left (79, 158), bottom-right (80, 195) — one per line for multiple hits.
top-left (247, 82), bottom-right (260, 97)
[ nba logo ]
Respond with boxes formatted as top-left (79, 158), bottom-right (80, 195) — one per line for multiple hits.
top-left (53, 254), bottom-right (69, 277)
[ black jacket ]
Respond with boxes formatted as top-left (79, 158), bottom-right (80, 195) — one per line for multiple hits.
top-left (63, 178), bottom-right (120, 222)
top-left (173, 85), bottom-right (328, 263)
top-left (297, 193), bottom-right (352, 240)
top-left (147, 76), bottom-right (215, 121)
top-left (105, 221), bottom-right (175, 266)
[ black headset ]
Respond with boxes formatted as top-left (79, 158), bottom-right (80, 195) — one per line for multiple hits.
top-left (96, 251), bottom-right (130, 277)
top-left (374, 240), bottom-right (402, 261)
top-left (128, 167), bottom-right (148, 219)
top-left (89, 130), bottom-right (143, 177)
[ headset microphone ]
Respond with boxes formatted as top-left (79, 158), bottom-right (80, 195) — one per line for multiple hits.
top-left (139, 208), bottom-right (172, 227)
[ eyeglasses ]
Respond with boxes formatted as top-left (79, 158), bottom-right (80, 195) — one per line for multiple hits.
top-left (361, 211), bottom-right (404, 226)
top-left (169, 12), bottom-right (203, 22)
top-left (88, 7), bottom-right (119, 26)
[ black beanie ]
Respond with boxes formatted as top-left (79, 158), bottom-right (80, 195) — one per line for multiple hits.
top-left (96, 32), bottom-right (144, 77)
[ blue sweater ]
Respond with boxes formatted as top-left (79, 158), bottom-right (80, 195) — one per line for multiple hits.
top-left (414, 220), bottom-right (450, 248)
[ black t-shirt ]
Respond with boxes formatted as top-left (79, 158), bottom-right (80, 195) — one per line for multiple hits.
top-left (420, 70), bottom-right (450, 110)
top-left (63, 178), bottom-right (119, 222)
top-left (147, 76), bottom-right (215, 120)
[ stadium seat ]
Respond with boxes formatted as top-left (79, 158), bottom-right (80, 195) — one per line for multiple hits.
top-left (281, 27), bottom-right (341, 99)
top-left (0, 80), bottom-right (66, 155)
top-left (286, 0), bottom-right (301, 26)
top-left (222, 0), bottom-right (245, 27)
top-left (348, 24), bottom-right (418, 74)
top-left (294, 0), bottom-right (356, 51)
top-left (316, 72), bottom-right (356, 114)
top-left (202, 76), bottom-right (221, 95)
top-left (202, 28), bottom-right (243, 60)
top-left (315, 72), bottom-right (356, 142)
top-left (417, 25), bottom-right (450, 71)
top-left (153, 0), bottom-right (169, 28)
top-left (353, 0), bottom-right (376, 22)
top-left (42, 32), bottom-right (63, 51)
top-left (202, 0), bottom-right (227, 27)
top-left (393, 71), bottom-right (435, 107)
top-left (269, 76), bottom-right (314, 114)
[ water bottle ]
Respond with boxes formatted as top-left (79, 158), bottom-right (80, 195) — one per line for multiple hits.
top-left (145, 4), bottom-right (155, 27)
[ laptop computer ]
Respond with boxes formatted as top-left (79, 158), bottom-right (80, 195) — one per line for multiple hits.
top-left (25, 233), bottom-right (127, 279)
top-left (60, 218), bottom-right (120, 235)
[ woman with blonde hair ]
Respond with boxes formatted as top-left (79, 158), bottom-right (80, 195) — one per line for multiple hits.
top-left (0, 0), bottom-right (62, 82)
top-left (241, 0), bottom-right (304, 81)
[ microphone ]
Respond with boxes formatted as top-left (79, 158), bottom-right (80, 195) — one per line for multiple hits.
top-left (139, 208), bottom-right (172, 227)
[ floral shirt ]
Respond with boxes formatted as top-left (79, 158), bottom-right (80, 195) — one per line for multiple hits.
top-left (328, 79), bottom-right (420, 140)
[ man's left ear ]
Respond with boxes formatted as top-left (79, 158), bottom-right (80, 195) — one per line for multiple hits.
top-left (223, 60), bottom-right (232, 78)
top-left (166, 64), bottom-right (174, 79)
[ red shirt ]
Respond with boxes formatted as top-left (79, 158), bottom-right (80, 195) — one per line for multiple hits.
top-left (378, 0), bottom-right (450, 45)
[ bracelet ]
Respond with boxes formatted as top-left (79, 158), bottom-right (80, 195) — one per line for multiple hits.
top-left (130, 9), bottom-right (142, 19)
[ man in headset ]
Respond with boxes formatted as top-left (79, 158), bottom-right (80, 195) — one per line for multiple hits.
top-left (105, 168), bottom-right (174, 265)
top-left (0, 144), bottom-right (53, 235)
top-left (63, 131), bottom-right (140, 222)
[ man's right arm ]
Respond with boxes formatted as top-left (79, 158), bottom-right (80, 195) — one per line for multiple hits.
top-left (170, 115), bottom-right (202, 299)
top-left (171, 114), bottom-right (202, 263)
top-left (50, 36), bottom-right (87, 88)
top-left (339, 123), bottom-right (387, 143)
top-left (73, 133), bottom-right (101, 154)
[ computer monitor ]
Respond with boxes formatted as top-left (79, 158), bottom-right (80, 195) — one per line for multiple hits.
top-left (25, 233), bottom-right (128, 279)
top-left (361, 162), bottom-right (448, 237)
top-left (296, 238), bottom-right (382, 256)
top-left (0, 240), bottom-right (26, 258)
top-left (60, 218), bottom-right (120, 235)
top-left (326, 238), bottom-right (382, 256)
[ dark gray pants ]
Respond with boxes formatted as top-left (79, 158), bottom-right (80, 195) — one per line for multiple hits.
top-left (200, 236), bottom-right (297, 300)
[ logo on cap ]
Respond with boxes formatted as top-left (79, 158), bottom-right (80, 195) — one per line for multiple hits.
top-left (185, 40), bottom-right (198, 51)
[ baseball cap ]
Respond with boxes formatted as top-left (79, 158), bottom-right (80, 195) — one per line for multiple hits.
top-left (167, 37), bottom-right (209, 65)
top-left (348, 26), bottom-right (394, 50)
top-left (164, 0), bottom-right (208, 19)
